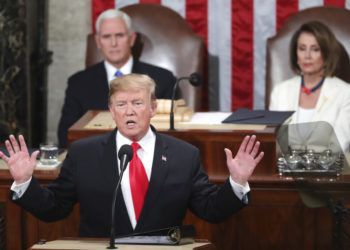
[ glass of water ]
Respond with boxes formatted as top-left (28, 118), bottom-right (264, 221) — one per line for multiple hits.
top-left (39, 143), bottom-right (59, 165)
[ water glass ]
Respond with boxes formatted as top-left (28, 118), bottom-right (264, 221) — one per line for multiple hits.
top-left (39, 143), bottom-right (59, 165)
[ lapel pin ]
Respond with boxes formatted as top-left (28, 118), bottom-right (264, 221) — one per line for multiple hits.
top-left (161, 155), bottom-right (167, 162)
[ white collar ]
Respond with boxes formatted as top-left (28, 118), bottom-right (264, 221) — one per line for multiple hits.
top-left (104, 57), bottom-right (134, 84)
top-left (116, 127), bottom-right (155, 153)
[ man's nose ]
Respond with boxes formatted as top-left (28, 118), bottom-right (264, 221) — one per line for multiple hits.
top-left (111, 36), bottom-right (117, 46)
top-left (125, 103), bottom-right (134, 114)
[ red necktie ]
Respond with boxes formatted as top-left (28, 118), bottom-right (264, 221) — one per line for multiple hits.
top-left (129, 142), bottom-right (149, 221)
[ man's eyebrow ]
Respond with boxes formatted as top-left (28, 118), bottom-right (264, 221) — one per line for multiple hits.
top-left (100, 31), bottom-right (126, 36)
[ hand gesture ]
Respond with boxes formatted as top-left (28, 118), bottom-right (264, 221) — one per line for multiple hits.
top-left (0, 135), bottom-right (39, 184)
top-left (224, 135), bottom-right (264, 185)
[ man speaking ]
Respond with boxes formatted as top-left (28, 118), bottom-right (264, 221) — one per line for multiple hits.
top-left (1, 74), bottom-right (264, 237)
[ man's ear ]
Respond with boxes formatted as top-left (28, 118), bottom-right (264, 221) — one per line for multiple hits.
top-left (95, 34), bottom-right (101, 49)
top-left (129, 32), bottom-right (137, 47)
top-left (150, 99), bottom-right (157, 118)
top-left (109, 104), bottom-right (116, 120)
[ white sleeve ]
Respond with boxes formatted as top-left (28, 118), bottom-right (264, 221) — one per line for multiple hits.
top-left (269, 85), bottom-right (280, 111)
top-left (10, 177), bottom-right (32, 199)
top-left (229, 177), bottom-right (250, 203)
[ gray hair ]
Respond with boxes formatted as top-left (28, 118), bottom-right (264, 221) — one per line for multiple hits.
top-left (95, 9), bottom-right (133, 34)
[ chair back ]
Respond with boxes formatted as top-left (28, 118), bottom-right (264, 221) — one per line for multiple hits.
top-left (265, 6), bottom-right (350, 108)
top-left (86, 4), bottom-right (205, 110)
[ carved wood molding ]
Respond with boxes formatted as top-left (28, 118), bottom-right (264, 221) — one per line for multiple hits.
top-left (0, 0), bottom-right (27, 141)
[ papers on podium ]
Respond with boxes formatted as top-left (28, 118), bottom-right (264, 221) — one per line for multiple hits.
top-left (222, 108), bottom-right (294, 125)
top-left (115, 225), bottom-right (196, 245)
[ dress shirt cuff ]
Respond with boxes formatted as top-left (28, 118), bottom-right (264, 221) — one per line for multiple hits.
top-left (10, 177), bottom-right (32, 200)
top-left (229, 176), bottom-right (250, 203)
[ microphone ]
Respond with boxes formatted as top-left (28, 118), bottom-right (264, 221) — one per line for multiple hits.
top-left (108, 144), bottom-right (133, 249)
top-left (169, 72), bottom-right (202, 130)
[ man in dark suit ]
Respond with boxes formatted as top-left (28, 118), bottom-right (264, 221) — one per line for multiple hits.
top-left (0, 74), bottom-right (264, 237)
top-left (58, 9), bottom-right (176, 148)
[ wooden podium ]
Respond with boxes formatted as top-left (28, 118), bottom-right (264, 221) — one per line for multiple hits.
top-left (30, 238), bottom-right (215, 250)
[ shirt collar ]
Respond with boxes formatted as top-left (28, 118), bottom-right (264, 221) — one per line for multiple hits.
top-left (116, 127), bottom-right (155, 153)
top-left (104, 56), bottom-right (134, 84)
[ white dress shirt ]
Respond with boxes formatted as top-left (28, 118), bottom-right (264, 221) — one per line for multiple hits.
top-left (104, 56), bottom-right (133, 85)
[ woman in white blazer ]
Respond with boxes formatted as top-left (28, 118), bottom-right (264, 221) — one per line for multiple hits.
top-left (270, 21), bottom-right (350, 152)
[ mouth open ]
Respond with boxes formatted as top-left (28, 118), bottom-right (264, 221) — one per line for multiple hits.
top-left (126, 120), bottom-right (136, 128)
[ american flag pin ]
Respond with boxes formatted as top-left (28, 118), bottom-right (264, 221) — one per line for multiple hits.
top-left (161, 155), bottom-right (167, 162)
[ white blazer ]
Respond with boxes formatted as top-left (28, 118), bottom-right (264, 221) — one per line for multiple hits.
top-left (270, 76), bottom-right (350, 152)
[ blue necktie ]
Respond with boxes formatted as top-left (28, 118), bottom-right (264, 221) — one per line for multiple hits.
top-left (114, 70), bottom-right (123, 77)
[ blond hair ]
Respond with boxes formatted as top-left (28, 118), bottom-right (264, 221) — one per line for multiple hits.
top-left (109, 74), bottom-right (156, 104)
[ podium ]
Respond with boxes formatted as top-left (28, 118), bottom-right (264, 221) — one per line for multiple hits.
top-left (30, 238), bottom-right (216, 250)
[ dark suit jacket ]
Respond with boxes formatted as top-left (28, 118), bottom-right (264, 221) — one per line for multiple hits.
top-left (14, 129), bottom-right (246, 237)
top-left (57, 61), bottom-right (176, 147)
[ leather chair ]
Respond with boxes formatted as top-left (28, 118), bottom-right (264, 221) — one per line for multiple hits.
top-left (86, 4), bottom-right (205, 111)
top-left (265, 6), bottom-right (350, 108)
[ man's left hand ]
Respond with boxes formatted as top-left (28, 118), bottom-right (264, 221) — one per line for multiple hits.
top-left (224, 135), bottom-right (264, 185)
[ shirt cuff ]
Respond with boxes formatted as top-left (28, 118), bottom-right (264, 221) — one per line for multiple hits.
top-left (229, 176), bottom-right (250, 203)
top-left (10, 177), bottom-right (32, 200)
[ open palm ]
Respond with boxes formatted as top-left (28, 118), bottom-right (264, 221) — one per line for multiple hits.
top-left (224, 135), bottom-right (264, 185)
top-left (0, 135), bottom-right (39, 183)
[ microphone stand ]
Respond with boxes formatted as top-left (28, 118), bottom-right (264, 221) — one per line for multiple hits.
top-left (169, 73), bottom-right (201, 130)
top-left (170, 77), bottom-right (186, 130)
top-left (108, 154), bottom-right (129, 249)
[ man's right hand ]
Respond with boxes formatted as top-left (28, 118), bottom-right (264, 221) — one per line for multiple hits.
top-left (0, 135), bottom-right (39, 184)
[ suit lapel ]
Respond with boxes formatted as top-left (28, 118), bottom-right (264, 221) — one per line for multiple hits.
top-left (131, 60), bottom-right (143, 74)
top-left (87, 62), bottom-right (110, 110)
top-left (99, 62), bottom-right (110, 108)
top-left (290, 77), bottom-right (302, 110)
top-left (96, 61), bottom-right (108, 82)
top-left (313, 78), bottom-right (333, 122)
top-left (100, 130), bottom-right (119, 179)
top-left (100, 130), bottom-right (134, 235)
top-left (288, 77), bottom-right (306, 123)
top-left (135, 132), bottom-right (170, 231)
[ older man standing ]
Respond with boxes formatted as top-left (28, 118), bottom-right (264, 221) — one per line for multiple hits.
top-left (58, 9), bottom-right (176, 148)
top-left (1, 74), bottom-right (263, 238)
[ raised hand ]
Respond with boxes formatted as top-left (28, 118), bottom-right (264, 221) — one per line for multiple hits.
top-left (0, 135), bottom-right (39, 184)
top-left (224, 135), bottom-right (264, 185)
